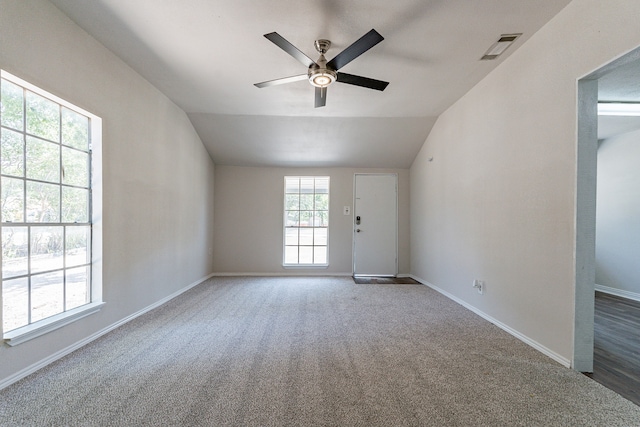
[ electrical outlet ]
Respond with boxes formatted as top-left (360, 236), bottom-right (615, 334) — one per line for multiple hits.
top-left (472, 279), bottom-right (484, 295)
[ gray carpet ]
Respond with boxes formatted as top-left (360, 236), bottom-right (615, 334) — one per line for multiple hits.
top-left (1, 276), bottom-right (639, 426)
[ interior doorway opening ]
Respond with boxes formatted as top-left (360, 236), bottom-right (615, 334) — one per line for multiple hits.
top-left (576, 46), bottom-right (640, 403)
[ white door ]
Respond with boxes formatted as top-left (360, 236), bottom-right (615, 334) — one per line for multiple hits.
top-left (353, 174), bottom-right (397, 276)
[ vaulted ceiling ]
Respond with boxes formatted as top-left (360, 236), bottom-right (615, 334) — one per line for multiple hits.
top-left (50, 0), bottom-right (573, 167)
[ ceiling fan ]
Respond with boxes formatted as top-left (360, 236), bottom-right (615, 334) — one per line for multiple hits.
top-left (254, 29), bottom-right (389, 108)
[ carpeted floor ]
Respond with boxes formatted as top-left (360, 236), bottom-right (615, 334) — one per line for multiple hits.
top-left (1, 276), bottom-right (639, 426)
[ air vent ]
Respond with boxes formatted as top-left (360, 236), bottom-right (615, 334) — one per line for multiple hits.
top-left (481, 33), bottom-right (522, 60)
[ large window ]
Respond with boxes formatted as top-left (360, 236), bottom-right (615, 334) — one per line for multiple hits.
top-left (1, 71), bottom-right (101, 341)
top-left (284, 176), bottom-right (329, 266)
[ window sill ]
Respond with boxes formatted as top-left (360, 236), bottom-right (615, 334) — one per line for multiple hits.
top-left (283, 264), bottom-right (329, 269)
top-left (3, 301), bottom-right (105, 347)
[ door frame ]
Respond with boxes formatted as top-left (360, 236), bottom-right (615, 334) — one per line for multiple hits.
top-left (352, 173), bottom-right (398, 277)
top-left (574, 45), bottom-right (640, 371)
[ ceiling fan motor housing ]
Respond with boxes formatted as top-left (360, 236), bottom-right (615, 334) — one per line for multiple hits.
top-left (308, 50), bottom-right (337, 88)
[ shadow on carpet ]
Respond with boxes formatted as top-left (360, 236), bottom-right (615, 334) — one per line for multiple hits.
top-left (353, 276), bottom-right (422, 285)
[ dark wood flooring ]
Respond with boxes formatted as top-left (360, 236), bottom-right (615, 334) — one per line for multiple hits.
top-left (584, 291), bottom-right (640, 406)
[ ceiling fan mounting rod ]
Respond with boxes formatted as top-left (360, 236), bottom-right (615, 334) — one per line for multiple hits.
top-left (314, 39), bottom-right (331, 54)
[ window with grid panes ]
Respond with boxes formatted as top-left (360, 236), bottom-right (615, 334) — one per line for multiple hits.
top-left (1, 71), bottom-right (96, 335)
top-left (284, 177), bottom-right (329, 266)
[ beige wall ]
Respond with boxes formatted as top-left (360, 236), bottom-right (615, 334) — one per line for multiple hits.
top-left (213, 166), bottom-right (409, 275)
top-left (0, 0), bottom-right (215, 384)
top-left (410, 0), bottom-right (640, 366)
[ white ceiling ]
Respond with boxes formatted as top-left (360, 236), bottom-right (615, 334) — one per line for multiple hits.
top-left (598, 57), bottom-right (640, 140)
top-left (50, 0), bottom-right (573, 167)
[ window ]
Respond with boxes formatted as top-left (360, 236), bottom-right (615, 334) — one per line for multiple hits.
top-left (284, 176), bottom-right (329, 266)
top-left (1, 71), bottom-right (102, 343)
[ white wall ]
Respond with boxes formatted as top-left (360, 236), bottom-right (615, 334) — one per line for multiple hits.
top-left (213, 166), bottom-right (409, 275)
top-left (410, 0), bottom-right (640, 366)
top-left (0, 0), bottom-right (215, 384)
top-left (596, 130), bottom-right (640, 298)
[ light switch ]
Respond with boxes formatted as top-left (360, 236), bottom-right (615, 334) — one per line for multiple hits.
top-left (343, 206), bottom-right (351, 215)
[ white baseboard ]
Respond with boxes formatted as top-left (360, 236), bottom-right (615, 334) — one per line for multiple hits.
top-left (211, 272), bottom-right (353, 277)
top-left (595, 284), bottom-right (640, 303)
top-left (409, 275), bottom-right (572, 369)
top-left (211, 273), bottom-right (411, 278)
top-left (0, 272), bottom-right (215, 391)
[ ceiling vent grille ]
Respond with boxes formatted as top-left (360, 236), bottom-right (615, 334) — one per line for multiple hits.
top-left (481, 33), bottom-right (522, 60)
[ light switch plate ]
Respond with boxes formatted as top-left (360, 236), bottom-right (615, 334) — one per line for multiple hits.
top-left (343, 206), bottom-right (351, 215)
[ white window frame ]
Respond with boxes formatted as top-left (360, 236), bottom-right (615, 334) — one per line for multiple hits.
top-left (1, 70), bottom-right (103, 346)
top-left (283, 176), bottom-right (330, 267)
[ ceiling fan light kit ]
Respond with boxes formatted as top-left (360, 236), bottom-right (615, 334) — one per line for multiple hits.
top-left (254, 29), bottom-right (389, 107)
top-left (309, 70), bottom-right (336, 87)
top-left (308, 44), bottom-right (336, 88)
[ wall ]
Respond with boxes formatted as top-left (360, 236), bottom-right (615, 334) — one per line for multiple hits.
top-left (596, 130), bottom-right (640, 299)
top-left (213, 166), bottom-right (409, 275)
top-left (0, 0), bottom-right (215, 385)
top-left (410, 0), bottom-right (640, 366)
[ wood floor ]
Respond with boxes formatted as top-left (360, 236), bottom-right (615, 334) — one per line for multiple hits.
top-left (584, 291), bottom-right (640, 406)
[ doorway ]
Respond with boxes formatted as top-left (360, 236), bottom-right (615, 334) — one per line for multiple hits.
top-left (353, 174), bottom-right (398, 276)
top-left (575, 46), bottom-right (640, 373)
top-left (578, 48), bottom-right (640, 404)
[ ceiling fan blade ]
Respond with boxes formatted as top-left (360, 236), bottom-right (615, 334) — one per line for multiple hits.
top-left (254, 74), bottom-right (308, 88)
top-left (264, 32), bottom-right (317, 68)
top-left (326, 29), bottom-right (384, 71)
top-left (315, 87), bottom-right (327, 108)
top-left (336, 72), bottom-right (389, 91)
